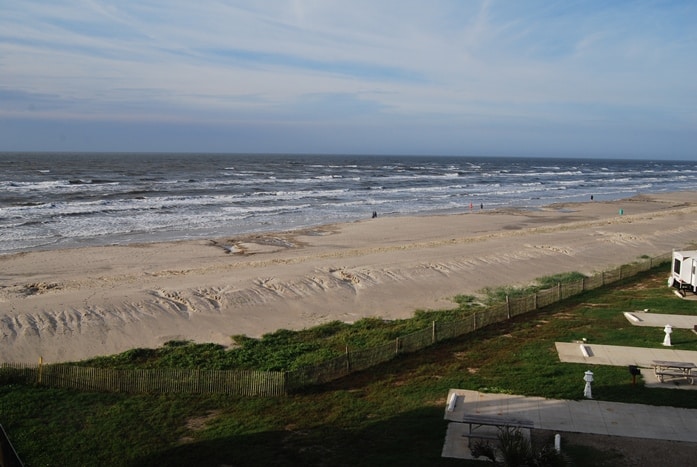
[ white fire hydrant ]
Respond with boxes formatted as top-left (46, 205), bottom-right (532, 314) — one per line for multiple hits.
top-left (663, 324), bottom-right (673, 346)
top-left (583, 370), bottom-right (594, 399)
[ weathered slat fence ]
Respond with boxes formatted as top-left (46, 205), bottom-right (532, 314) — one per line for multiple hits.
top-left (0, 364), bottom-right (286, 397)
top-left (0, 253), bottom-right (671, 396)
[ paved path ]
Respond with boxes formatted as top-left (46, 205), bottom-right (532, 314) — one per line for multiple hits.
top-left (555, 342), bottom-right (697, 368)
top-left (444, 389), bottom-right (697, 441)
top-left (623, 311), bottom-right (697, 329)
top-left (555, 342), bottom-right (697, 390)
top-left (442, 389), bottom-right (697, 459)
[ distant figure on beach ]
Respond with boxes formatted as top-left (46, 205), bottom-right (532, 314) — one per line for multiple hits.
top-left (372, 211), bottom-right (377, 218)
top-left (590, 195), bottom-right (594, 201)
top-left (480, 203), bottom-right (483, 210)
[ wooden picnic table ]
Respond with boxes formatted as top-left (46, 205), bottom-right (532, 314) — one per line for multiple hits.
top-left (459, 414), bottom-right (535, 446)
top-left (652, 360), bottom-right (697, 384)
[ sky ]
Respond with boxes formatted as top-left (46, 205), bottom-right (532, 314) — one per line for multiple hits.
top-left (1, 1), bottom-right (696, 159)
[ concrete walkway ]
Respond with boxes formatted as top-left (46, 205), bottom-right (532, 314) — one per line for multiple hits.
top-left (555, 342), bottom-right (697, 390)
top-left (555, 341), bottom-right (697, 367)
top-left (442, 389), bottom-right (697, 459)
top-left (623, 311), bottom-right (697, 329)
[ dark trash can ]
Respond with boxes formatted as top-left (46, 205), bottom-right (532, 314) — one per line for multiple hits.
top-left (628, 365), bottom-right (640, 384)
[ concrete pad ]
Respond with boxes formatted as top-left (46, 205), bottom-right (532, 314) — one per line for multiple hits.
top-left (640, 367), bottom-right (697, 390)
top-left (556, 342), bottom-right (697, 389)
top-left (441, 422), bottom-right (473, 460)
top-left (555, 342), bottom-right (697, 367)
top-left (442, 389), bottom-right (697, 457)
top-left (623, 311), bottom-right (697, 329)
top-left (442, 422), bottom-right (530, 461)
top-left (672, 290), bottom-right (697, 301)
top-left (444, 390), bottom-right (534, 461)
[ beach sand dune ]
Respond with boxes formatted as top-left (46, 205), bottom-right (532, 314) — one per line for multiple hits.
top-left (2, 192), bottom-right (697, 364)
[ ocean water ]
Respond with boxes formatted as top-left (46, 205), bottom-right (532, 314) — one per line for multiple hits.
top-left (1, 153), bottom-right (695, 253)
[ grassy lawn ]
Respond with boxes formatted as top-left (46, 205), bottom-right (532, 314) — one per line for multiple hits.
top-left (2, 267), bottom-right (696, 466)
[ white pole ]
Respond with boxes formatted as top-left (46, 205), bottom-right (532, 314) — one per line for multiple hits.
top-left (583, 371), bottom-right (594, 399)
top-left (663, 324), bottom-right (673, 346)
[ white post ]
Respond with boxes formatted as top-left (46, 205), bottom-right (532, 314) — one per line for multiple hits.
top-left (583, 370), bottom-right (594, 399)
top-left (554, 434), bottom-right (561, 453)
top-left (663, 324), bottom-right (673, 346)
top-left (447, 392), bottom-right (458, 412)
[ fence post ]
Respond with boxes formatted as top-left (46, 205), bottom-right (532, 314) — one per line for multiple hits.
top-left (346, 345), bottom-right (351, 372)
top-left (473, 312), bottom-right (477, 330)
top-left (395, 337), bottom-right (400, 355)
top-left (506, 295), bottom-right (511, 319)
top-left (432, 321), bottom-right (437, 343)
top-left (534, 292), bottom-right (538, 310)
top-left (38, 356), bottom-right (43, 385)
top-left (557, 283), bottom-right (561, 301)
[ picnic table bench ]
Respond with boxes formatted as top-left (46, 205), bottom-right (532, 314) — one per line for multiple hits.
top-left (460, 414), bottom-right (535, 446)
top-left (652, 360), bottom-right (696, 384)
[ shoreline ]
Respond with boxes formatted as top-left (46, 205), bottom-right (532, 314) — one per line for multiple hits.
top-left (0, 188), bottom-right (680, 257)
top-left (2, 191), bottom-right (697, 364)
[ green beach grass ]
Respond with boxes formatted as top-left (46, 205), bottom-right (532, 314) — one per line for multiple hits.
top-left (2, 266), bottom-right (696, 466)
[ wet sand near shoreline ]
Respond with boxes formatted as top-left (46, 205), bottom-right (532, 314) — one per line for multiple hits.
top-left (1, 191), bottom-right (697, 364)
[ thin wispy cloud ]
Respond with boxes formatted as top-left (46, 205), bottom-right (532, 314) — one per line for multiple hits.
top-left (1, 1), bottom-right (695, 157)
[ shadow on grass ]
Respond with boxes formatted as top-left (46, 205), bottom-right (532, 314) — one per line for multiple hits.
top-left (127, 370), bottom-right (697, 467)
top-left (127, 406), bottom-right (466, 467)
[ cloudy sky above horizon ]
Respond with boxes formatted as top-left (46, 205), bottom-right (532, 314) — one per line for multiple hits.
top-left (1, 1), bottom-right (696, 159)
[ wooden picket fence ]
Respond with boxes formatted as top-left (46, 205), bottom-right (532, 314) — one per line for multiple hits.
top-left (0, 253), bottom-right (671, 396)
top-left (0, 364), bottom-right (286, 397)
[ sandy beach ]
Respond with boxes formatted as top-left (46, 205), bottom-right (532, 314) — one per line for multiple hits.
top-left (2, 191), bottom-right (697, 364)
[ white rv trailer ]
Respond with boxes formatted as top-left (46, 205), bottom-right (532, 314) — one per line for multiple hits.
top-left (669, 250), bottom-right (697, 294)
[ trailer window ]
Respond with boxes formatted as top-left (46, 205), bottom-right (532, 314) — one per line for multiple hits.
top-left (674, 259), bottom-right (682, 274)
